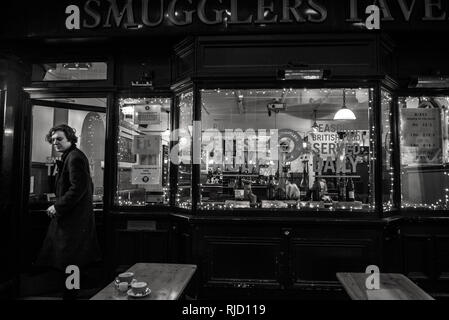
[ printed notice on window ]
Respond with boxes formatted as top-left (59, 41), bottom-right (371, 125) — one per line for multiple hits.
top-left (131, 165), bottom-right (161, 185)
top-left (134, 104), bottom-right (162, 130)
top-left (400, 109), bottom-right (442, 165)
top-left (132, 135), bottom-right (161, 155)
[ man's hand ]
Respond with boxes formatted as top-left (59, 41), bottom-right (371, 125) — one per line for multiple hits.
top-left (46, 205), bottom-right (57, 218)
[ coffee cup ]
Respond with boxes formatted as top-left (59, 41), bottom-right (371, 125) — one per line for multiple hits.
top-left (131, 281), bottom-right (148, 295)
top-left (118, 272), bottom-right (134, 284)
top-left (117, 282), bottom-right (129, 293)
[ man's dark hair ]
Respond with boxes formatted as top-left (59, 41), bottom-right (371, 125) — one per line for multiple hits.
top-left (46, 124), bottom-right (78, 144)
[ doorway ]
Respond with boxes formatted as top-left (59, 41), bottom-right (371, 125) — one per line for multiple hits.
top-left (20, 96), bottom-right (107, 298)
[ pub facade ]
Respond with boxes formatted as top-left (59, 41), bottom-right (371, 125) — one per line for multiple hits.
top-left (1, 0), bottom-right (449, 299)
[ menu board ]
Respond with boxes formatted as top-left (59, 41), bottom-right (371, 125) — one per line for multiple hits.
top-left (400, 109), bottom-right (442, 165)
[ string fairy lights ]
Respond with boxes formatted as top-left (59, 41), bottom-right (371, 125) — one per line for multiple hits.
top-left (116, 96), bottom-right (171, 207)
top-left (175, 91), bottom-right (194, 209)
top-left (199, 87), bottom-right (377, 212)
top-left (398, 95), bottom-right (449, 211)
top-left (382, 91), bottom-right (395, 212)
top-left (114, 89), bottom-right (449, 212)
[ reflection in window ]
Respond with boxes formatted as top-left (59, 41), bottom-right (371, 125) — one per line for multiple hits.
top-left (175, 92), bottom-right (193, 209)
top-left (382, 91), bottom-right (395, 211)
top-left (399, 96), bottom-right (449, 210)
top-left (29, 99), bottom-right (106, 208)
top-left (200, 88), bottom-right (375, 211)
top-left (115, 97), bottom-right (171, 206)
top-left (32, 62), bottom-right (107, 81)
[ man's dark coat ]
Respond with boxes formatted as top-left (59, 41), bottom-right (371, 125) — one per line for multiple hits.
top-left (36, 145), bottom-right (101, 271)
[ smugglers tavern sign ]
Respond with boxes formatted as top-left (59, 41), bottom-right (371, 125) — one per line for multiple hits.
top-left (12, 0), bottom-right (449, 38)
top-left (64, 0), bottom-right (449, 30)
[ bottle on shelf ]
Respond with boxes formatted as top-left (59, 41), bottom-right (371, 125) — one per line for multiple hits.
top-left (311, 177), bottom-right (322, 201)
top-left (338, 177), bottom-right (347, 202)
top-left (346, 177), bottom-right (355, 202)
top-left (267, 175), bottom-right (275, 200)
top-left (207, 168), bottom-right (213, 184)
top-left (300, 163), bottom-right (309, 201)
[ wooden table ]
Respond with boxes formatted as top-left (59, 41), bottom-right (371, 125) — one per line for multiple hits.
top-left (336, 273), bottom-right (434, 300)
top-left (91, 263), bottom-right (197, 300)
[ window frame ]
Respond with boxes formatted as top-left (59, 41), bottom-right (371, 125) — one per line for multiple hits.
top-left (25, 89), bottom-right (113, 213)
top-left (31, 56), bottom-right (114, 87)
top-left (396, 89), bottom-right (449, 216)
top-left (186, 78), bottom-right (383, 217)
top-left (111, 89), bottom-right (175, 212)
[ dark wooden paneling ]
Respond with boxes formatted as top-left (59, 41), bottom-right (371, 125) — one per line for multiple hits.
top-left (435, 236), bottom-right (449, 283)
top-left (114, 230), bottom-right (140, 268)
top-left (113, 215), bottom-right (171, 273)
top-left (187, 218), bottom-right (389, 298)
top-left (171, 221), bottom-right (193, 264)
top-left (380, 40), bottom-right (396, 77)
top-left (172, 38), bottom-right (195, 82)
top-left (382, 226), bottom-right (402, 273)
top-left (203, 236), bottom-right (281, 283)
top-left (197, 35), bottom-right (380, 77)
top-left (141, 231), bottom-right (169, 262)
top-left (114, 229), bottom-right (169, 268)
top-left (399, 219), bottom-right (449, 296)
top-left (116, 49), bottom-right (171, 88)
top-left (291, 239), bottom-right (374, 283)
top-left (402, 234), bottom-right (433, 282)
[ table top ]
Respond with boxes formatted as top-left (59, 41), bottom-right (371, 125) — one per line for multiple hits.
top-left (336, 272), bottom-right (434, 300)
top-left (91, 263), bottom-right (197, 300)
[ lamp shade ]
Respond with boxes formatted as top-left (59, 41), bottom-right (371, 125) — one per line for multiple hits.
top-left (333, 106), bottom-right (356, 120)
top-left (334, 89), bottom-right (356, 120)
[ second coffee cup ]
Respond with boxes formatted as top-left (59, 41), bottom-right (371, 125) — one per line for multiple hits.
top-left (118, 272), bottom-right (134, 284)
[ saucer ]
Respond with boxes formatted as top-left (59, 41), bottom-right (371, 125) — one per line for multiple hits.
top-left (127, 288), bottom-right (151, 298)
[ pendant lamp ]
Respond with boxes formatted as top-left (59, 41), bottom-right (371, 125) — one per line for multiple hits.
top-left (333, 89), bottom-right (356, 120)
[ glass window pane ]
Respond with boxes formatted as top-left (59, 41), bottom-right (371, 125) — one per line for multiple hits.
top-left (29, 99), bottom-right (107, 208)
top-left (32, 62), bottom-right (107, 81)
top-left (382, 91), bottom-right (395, 211)
top-left (115, 97), bottom-right (171, 206)
top-left (175, 91), bottom-right (193, 209)
top-left (399, 96), bottom-right (449, 210)
top-left (200, 88), bottom-right (375, 211)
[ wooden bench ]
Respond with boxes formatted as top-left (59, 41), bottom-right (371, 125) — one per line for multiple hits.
top-left (336, 272), bottom-right (434, 300)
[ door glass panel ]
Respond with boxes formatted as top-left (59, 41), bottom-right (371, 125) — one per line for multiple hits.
top-left (29, 98), bottom-right (107, 209)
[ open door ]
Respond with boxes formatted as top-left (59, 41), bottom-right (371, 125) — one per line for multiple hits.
top-left (19, 96), bottom-right (107, 298)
